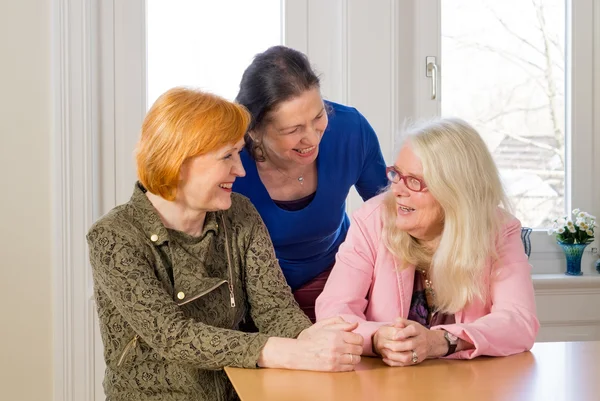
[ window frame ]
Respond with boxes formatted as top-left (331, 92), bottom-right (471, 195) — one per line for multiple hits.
top-left (413, 0), bottom-right (598, 274)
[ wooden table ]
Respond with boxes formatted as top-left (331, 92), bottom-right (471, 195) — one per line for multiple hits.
top-left (225, 341), bottom-right (600, 401)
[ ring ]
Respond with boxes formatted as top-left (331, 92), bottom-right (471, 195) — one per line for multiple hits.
top-left (411, 350), bottom-right (418, 364)
top-left (350, 354), bottom-right (355, 364)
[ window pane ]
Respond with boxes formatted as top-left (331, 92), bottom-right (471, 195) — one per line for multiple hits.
top-left (146, 0), bottom-right (282, 106)
top-left (441, 0), bottom-right (566, 229)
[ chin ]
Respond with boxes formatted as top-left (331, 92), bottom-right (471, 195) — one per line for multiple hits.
top-left (395, 216), bottom-right (416, 232)
top-left (208, 195), bottom-right (233, 212)
top-left (217, 199), bottom-right (233, 211)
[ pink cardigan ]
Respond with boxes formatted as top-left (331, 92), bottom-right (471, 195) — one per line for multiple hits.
top-left (315, 194), bottom-right (539, 358)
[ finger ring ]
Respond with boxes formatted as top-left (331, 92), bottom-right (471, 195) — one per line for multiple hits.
top-left (411, 350), bottom-right (418, 364)
top-left (350, 354), bottom-right (355, 364)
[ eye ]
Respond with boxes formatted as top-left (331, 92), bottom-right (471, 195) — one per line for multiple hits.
top-left (408, 177), bottom-right (422, 188)
top-left (284, 127), bottom-right (299, 135)
top-left (315, 112), bottom-right (324, 120)
top-left (223, 154), bottom-right (233, 160)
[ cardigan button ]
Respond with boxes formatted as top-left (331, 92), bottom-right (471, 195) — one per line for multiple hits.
top-left (150, 234), bottom-right (159, 242)
top-left (177, 292), bottom-right (185, 300)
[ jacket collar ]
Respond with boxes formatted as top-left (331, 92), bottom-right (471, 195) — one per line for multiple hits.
top-left (127, 182), bottom-right (220, 246)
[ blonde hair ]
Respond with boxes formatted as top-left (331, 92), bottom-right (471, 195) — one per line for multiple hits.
top-left (136, 87), bottom-right (250, 200)
top-left (382, 117), bottom-right (511, 313)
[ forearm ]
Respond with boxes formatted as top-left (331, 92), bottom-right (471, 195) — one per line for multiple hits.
top-left (433, 309), bottom-right (537, 358)
top-left (151, 317), bottom-right (271, 369)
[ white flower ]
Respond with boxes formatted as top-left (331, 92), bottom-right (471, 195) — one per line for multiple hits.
top-left (568, 226), bottom-right (577, 233)
top-left (567, 220), bottom-right (574, 227)
top-left (557, 217), bottom-right (567, 226)
top-left (547, 229), bottom-right (554, 235)
top-left (572, 208), bottom-right (580, 215)
top-left (557, 227), bottom-right (566, 234)
top-left (586, 229), bottom-right (594, 236)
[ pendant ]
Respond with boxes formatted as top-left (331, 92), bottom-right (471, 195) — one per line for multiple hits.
top-left (298, 176), bottom-right (304, 184)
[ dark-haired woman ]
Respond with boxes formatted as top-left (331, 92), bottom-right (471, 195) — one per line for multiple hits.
top-left (233, 46), bottom-right (387, 322)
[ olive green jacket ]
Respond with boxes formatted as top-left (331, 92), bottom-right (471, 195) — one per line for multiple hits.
top-left (87, 183), bottom-right (311, 401)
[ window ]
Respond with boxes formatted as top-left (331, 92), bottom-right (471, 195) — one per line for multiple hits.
top-left (146, 0), bottom-right (283, 105)
top-left (441, 0), bottom-right (566, 229)
top-left (106, 0), bottom-right (598, 274)
top-left (415, 0), bottom-right (597, 273)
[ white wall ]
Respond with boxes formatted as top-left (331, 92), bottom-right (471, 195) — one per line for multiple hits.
top-left (0, 0), bottom-right (53, 400)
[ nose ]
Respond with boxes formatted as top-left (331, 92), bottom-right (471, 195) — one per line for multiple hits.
top-left (232, 158), bottom-right (246, 178)
top-left (391, 179), bottom-right (410, 197)
top-left (306, 121), bottom-right (324, 143)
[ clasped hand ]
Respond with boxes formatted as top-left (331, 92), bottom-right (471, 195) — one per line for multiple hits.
top-left (372, 318), bottom-right (447, 366)
top-left (295, 316), bottom-right (364, 372)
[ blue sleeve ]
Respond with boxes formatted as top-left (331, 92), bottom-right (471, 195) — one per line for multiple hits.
top-left (355, 112), bottom-right (388, 201)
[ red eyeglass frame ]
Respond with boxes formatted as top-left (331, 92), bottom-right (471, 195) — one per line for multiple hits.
top-left (385, 166), bottom-right (427, 192)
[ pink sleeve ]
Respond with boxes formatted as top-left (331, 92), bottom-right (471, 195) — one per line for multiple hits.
top-left (315, 208), bottom-right (389, 356)
top-left (433, 218), bottom-right (540, 359)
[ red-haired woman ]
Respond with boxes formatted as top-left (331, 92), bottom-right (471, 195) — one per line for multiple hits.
top-left (87, 87), bottom-right (363, 401)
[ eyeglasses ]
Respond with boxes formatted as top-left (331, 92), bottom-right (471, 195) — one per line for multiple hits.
top-left (385, 166), bottom-right (427, 192)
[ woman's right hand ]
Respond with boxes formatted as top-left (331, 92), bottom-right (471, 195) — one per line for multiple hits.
top-left (258, 316), bottom-right (364, 372)
top-left (372, 319), bottom-right (407, 356)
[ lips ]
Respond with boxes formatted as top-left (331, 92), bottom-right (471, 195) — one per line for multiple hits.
top-left (397, 204), bottom-right (415, 212)
top-left (219, 182), bottom-right (233, 192)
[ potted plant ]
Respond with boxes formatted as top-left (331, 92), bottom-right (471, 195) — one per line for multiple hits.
top-left (548, 209), bottom-right (596, 276)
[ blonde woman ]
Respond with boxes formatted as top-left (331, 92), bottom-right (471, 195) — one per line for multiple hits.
top-left (315, 117), bottom-right (539, 366)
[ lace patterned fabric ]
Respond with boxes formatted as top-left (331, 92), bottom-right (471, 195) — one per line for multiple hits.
top-left (87, 183), bottom-right (311, 401)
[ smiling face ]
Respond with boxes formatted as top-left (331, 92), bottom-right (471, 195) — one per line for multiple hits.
top-left (255, 87), bottom-right (328, 167)
top-left (391, 142), bottom-right (444, 241)
top-left (176, 139), bottom-right (246, 212)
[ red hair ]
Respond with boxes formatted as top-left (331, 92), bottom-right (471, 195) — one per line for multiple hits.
top-left (136, 87), bottom-right (250, 200)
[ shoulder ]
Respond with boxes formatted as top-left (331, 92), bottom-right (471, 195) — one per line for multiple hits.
top-left (228, 192), bottom-right (257, 215)
top-left (87, 204), bottom-right (133, 242)
top-left (354, 192), bottom-right (387, 219)
top-left (497, 209), bottom-right (523, 238)
top-left (349, 192), bottom-right (388, 238)
top-left (224, 193), bottom-right (263, 228)
top-left (86, 204), bottom-right (154, 268)
top-left (326, 100), bottom-right (368, 128)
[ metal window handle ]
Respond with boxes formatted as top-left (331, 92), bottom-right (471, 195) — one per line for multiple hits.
top-left (426, 56), bottom-right (438, 100)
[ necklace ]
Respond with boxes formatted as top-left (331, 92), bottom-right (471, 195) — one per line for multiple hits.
top-left (274, 166), bottom-right (305, 185)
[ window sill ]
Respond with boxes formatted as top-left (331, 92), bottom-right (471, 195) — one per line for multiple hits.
top-left (532, 274), bottom-right (600, 291)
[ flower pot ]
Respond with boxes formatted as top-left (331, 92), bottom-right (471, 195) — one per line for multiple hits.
top-left (558, 242), bottom-right (589, 276)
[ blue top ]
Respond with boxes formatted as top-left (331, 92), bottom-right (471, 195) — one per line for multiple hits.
top-left (233, 101), bottom-right (387, 290)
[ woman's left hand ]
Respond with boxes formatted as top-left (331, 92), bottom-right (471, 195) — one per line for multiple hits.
top-left (377, 318), bottom-right (448, 366)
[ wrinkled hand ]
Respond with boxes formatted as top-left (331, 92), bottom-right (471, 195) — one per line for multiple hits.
top-left (294, 316), bottom-right (364, 372)
top-left (373, 318), bottom-right (446, 366)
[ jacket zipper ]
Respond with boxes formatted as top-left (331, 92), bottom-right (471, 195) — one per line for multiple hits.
top-left (177, 279), bottom-right (228, 306)
top-left (117, 334), bottom-right (139, 367)
top-left (221, 214), bottom-right (236, 308)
